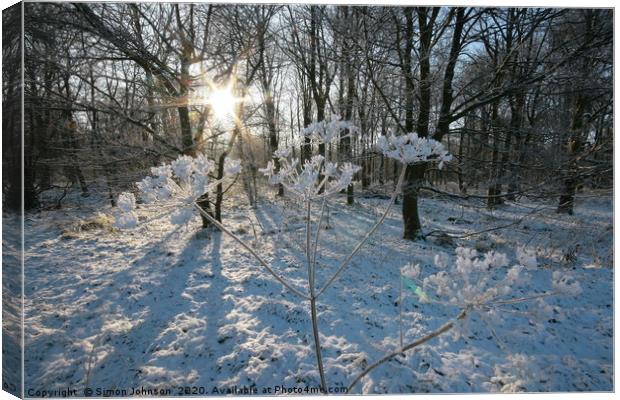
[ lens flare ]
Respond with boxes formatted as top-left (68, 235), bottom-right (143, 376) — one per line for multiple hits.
top-left (209, 88), bottom-right (236, 120)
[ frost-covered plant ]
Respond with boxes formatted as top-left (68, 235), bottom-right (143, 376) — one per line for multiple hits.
top-left (378, 132), bottom-right (453, 168)
top-left (260, 154), bottom-right (361, 200)
top-left (257, 118), bottom-right (367, 390)
top-left (254, 123), bottom-right (456, 391)
top-left (114, 153), bottom-right (241, 228)
top-left (114, 193), bottom-right (138, 229)
top-left (302, 113), bottom-right (359, 144)
top-left (347, 247), bottom-right (582, 392)
top-left (114, 122), bottom-right (460, 394)
top-left (111, 124), bottom-right (582, 394)
top-left (422, 247), bottom-right (517, 309)
top-left (260, 115), bottom-right (361, 202)
top-left (423, 247), bottom-right (579, 310)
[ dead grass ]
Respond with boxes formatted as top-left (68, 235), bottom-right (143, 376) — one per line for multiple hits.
top-left (60, 213), bottom-right (116, 240)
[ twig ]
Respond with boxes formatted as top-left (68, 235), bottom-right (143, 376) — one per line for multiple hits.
top-left (347, 308), bottom-right (469, 393)
top-left (488, 291), bottom-right (557, 306)
top-left (425, 203), bottom-right (548, 239)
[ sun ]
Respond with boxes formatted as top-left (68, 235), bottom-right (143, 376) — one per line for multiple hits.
top-left (208, 87), bottom-right (236, 120)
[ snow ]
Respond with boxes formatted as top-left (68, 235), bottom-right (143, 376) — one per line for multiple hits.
top-left (22, 186), bottom-right (612, 394)
top-left (2, 213), bottom-right (22, 397)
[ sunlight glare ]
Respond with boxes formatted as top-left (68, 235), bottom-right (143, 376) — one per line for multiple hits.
top-left (209, 87), bottom-right (236, 120)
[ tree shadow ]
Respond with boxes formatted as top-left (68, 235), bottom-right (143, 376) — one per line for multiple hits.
top-left (91, 229), bottom-right (231, 388)
top-left (25, 226), bottom-right (234, 391)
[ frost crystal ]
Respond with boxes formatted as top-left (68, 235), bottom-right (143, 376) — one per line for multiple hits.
top-left (273, 147), bottom-right (291, 159)
top-left (117, 192), bottom-right (136, 213)
top-left (434, 252), bottom-right (450, 269)
top-left (151, 164), bottom-right (172, 178)
top-left (425, 247), bottom-right (530, 309)
top-left (484, 251), bottom-right (509, 268)
top-left (401, 263), bottom-right (420, 279)
top-left (114, 211), bottom-right (137, 229)
top-left (377, 133), bottom-right (452, 167)
top-left (114, 193), bottom-right (139, 229)
top-left (194, 154), bottom-right (214, 176)
top-left (171, 155), bottom-right (195, 182)
top-left (171, 208), bottom-right (195, 226)
top-left (455, 247), bottom-right (478, 260)
top-left (302, 114), bottom-right (359, 144)
top-left (113, 153), bottom-right (241, 228)
top-left (259, 146), bottom-right (361, 200)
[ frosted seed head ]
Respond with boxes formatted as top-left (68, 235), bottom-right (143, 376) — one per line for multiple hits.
top-left (273, 147), bottom-right (292, 159)
top-left (117, 192), bottom-right (136, 213)
top-left (171, 155), bottom-right (194, 182)
top-left (151, 164), bottom-right (172, 178)
top-left (401, 263), bottom-right (421, 279)
top-left (193, 154), bottom-right (214, 175)
top-left (434, 252), bottom-right (450, 269)
top-left (484, 251), bottom-right (509, 268)
top-left (378, 133), bottom-right (451, 166)
top-left (114, 212), bottom-right (137, 229)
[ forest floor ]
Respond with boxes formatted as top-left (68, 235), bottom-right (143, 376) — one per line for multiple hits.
top-left (22, 185), bottom-right (613, 394)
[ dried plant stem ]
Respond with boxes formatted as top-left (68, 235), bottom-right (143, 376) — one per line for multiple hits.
top-left (306, 202), bottom-right (314, 288)
top-left (399, 275), bottom-right (404, 350)
top-left (310, 296), bottom-right (327, 392)
top-left (306, 200), bottom-right (328, 392)
top-left (347, 308), bottom-right (469, 393)
top-left (317, 165), bottom-right (407, 298)
top-left (190, 164), bottom-right (407, 393)
top-left (489, 291), bottom-right (557, 306)
top-left (311, 198), bottom-right (327, 286)
top-left (193, 203), bottom-right (309, 300)
top-left (83, 336), bottom-right (101, 391)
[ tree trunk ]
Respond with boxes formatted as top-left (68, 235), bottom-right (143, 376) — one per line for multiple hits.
top-left (487, 101), bottom-right (503, 209)
top-left (557, 11), bottom-right (595, 215)
top-left (506, 91), bottom-right (525, 201)
top-left (301, 91), bottom-right (312, 163)
top-left (265, 91), bottom-right (283, 196)
top-left (457, 129), bottom-right (466, 194)
top-left (341, 9), bottom-right (356, 205)
top-left (402, 164), bottom-right (426, 240)
top-left (316, 98), bottom-right (326, 194)
top-left (402, 7), bottom-right (434, 240)
top-left (212, 125), bottom-right (240, 225)
top-left (557, 177), bottom-right (577, 215)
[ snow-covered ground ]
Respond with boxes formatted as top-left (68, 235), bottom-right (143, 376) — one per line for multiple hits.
top-left (22, 186), bottom-right (613, 394)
